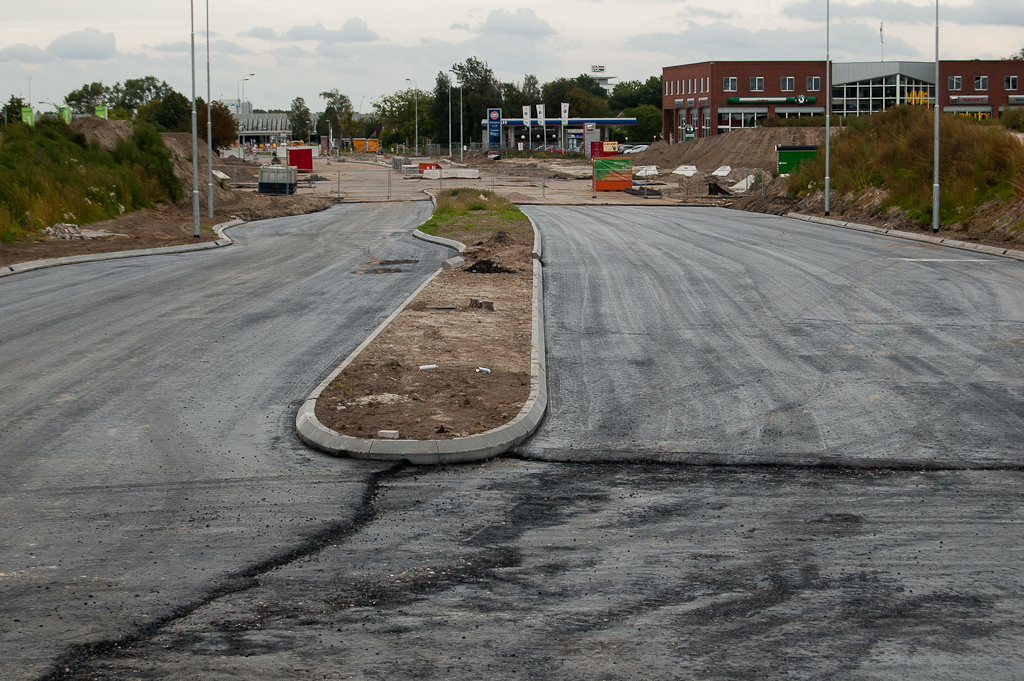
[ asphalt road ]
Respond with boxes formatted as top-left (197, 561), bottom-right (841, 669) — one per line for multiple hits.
top-left (0, 202), bottom-right (438, 679)
top-left (5, 206), bottom-right (1024, 680)
top-left (523, 206), bottom-right (1024, 467)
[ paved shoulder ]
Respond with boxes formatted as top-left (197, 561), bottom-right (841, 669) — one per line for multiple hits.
top-left (521, 206), bottom-right (1024, 467)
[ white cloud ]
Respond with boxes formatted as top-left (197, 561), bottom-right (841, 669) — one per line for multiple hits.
top-left (478, 9), bottom-right (555, 37)
top-left (0, 43), bottom-right (51, 63)
top-left (627, 21), bottom-right (918, 62)
top-left (46, 27), bottom-right (116, 60)
top-left (250, 18), bottom-right (380, 44)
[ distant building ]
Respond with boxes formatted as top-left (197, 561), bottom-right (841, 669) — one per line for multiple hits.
top-left (661, 60), bottom-right (1024, 142)
top-left (590, 65), bottom-right (616, 93)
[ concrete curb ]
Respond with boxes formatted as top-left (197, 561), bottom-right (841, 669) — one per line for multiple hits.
top-left (0, 219), bottom-right (244, 279)
top-left (297, 220), bottom-right (548, 464)
top-left (787, 213), bottom-right (1024, 263)
top-left (412, 229), bottom-right (466, 254)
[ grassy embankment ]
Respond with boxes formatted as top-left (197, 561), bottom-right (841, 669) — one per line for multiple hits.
top-left (418, 188), bottom-right (530, 239)
top-left (788, 105), bottom-right (1024, 228)
top-left (0, 120), bottom-right (180, 243)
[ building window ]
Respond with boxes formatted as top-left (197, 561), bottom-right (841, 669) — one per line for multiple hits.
top-left (807, 76), bottom-right (821, 91)
top-left (723, 77), bottom-right (737, 92)
top-left (750, 77), bottom-right (764, 92)
top-left (975, 75), bottom-right (988, 91)
top-left (781, 77), bottom-right (795, 92)
top-left (664, 81), bottom-right (669, 96)
top-left (1007, 75), bottom-right (1019, 91)
top-left (948, 75), bottom-right (962, 91)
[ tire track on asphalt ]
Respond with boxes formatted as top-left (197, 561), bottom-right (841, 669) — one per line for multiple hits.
top-left (39, 461), bottom-right (409, 681)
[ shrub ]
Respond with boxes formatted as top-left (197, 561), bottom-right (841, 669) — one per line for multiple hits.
top-left (0, 119), bottom-right (179, 242)
top-left (788, 105), bottom-right (1024, 224)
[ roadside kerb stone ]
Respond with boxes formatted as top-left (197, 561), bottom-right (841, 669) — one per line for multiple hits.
top-left (0, 219), bottom-right (244, 279)
top-left (788, 213), bottom-right (1024, 263)
top-left (296, 221), bottom-right (548, 465)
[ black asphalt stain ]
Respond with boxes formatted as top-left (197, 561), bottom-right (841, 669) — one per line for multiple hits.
top-left (38, 461), bottom-right (409, 681)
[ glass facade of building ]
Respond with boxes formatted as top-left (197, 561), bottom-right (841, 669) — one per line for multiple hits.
top-left (831, 74), bottom-right (935, 115)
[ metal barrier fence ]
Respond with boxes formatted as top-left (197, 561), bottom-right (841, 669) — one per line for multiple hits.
top-left (223, 155), bottom-right (766, 203)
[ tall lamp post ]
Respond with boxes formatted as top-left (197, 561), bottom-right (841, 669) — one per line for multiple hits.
top-left (189, 0), bottom-right (200, 237)
top-left (449, 70), bottom-right (463, 162)
top-left (932, 0), bottom-right (940, 233)
top-left (405, 78), bottom-right (418, 155)
top-left (205, 0), bottom-right (213, 219)
top-left (236, 74), bottom-right (254, 152)
top-left (824, 0), bottom-right (831, 216)
top-left (447, 76), bottom-right (452, 158)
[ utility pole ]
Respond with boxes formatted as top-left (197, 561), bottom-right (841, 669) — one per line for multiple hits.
top-left (932, 0), bottom-right (940, 233)
top-left (405, 78), bottom-right (418, 155)
top-left (824, 0), bottom-right (831, 217)
top-left (206, 0), bottom-right (214, 219)
top-left (190, 0), bottom-right (200, 237)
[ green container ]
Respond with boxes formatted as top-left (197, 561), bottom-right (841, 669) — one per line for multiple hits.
top-left (776, 145), bottom-right (818, 174)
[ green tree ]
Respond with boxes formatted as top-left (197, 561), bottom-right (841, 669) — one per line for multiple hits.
top-left (319, 89), bottom-right (357, 144)
top-left (500, 75), bottom-right (542, 114)
top-left (431, 71), bottom-right (453, 147)
top-left (197, 99), bottom-right (237, 149)
top-left (1006, 46), bottom-right (1024, 60)
top-left (544, 78), bottom-right (610, 118)
top-left (610, 77), bottom-right (662, 112)
top-left (288, 97), bottom-right (312, 141)
top-left (622, 104), bottom-right (662, 144)
top-left (152, 91), bottom-right (191, 132)
top-left (451, 57), bottom-right (503, 145)
top-left (2, 95), bottom-right (26, 126)
top-left (64, 82), bottom-right (109, 114)
top-left (109, 77), bottom-right (174, 113)
top-left (373, 88), bottom-right (432, 149)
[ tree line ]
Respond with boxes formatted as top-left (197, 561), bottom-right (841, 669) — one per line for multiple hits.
top-left (3, 58), bottom-right (665, 150)
top-left (2, 76), bottom-right (237, 149)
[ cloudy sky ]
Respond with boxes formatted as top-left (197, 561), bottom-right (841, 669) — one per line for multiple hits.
top-left (2, 0), bottom-right (1021, 113)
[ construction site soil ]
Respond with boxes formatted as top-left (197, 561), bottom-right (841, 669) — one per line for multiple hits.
top-left (315, 222), bottom-right (535, 441)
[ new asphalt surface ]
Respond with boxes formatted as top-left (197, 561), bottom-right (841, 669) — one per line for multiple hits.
top-left (4, 205), bottom-right (1024, 680)
top-left (0, 203), bottom-right (436, 679)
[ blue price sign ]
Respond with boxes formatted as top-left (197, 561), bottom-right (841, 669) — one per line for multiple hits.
top-left (487, 108), bottom-right (501, 150)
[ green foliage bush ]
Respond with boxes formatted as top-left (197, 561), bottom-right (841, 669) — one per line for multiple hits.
top-left (0, 120), bottom-right (180, 243)
top-left (419, 188), bottom-right (527, 234)
top-left (788, 105), bottom-right (1024, 225)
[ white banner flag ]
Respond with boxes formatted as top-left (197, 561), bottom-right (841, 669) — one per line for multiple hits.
top-left (535, 104), bottom-right (545, 123)
top-left (561, 102), bottom-right (569, 126)
top-left (523, 105), bottom-right (531, 127)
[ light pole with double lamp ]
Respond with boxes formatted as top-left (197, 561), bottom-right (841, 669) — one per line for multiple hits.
top-left (236, 74), bottom-right (253, 153)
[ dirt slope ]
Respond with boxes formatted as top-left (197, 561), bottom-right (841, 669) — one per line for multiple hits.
top-left (633, 127), bottom-right (827, 171)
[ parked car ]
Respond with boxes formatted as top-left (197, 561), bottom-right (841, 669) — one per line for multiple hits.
top-left (623, 144), bottom-right (648, 154)
top-left (618, 144), bottom-right (634, 154)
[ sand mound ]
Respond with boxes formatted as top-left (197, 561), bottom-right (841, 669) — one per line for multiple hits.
top-left (69, 117), bottom-right (133, 153)
top-left (633, 127), bottom-right (828, 172)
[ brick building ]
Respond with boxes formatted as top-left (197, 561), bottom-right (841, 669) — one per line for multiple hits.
top-left (661, 60), bottom-right (1024, 142)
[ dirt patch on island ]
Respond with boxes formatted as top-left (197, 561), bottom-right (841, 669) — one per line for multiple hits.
top-left (315, 220), bottom-right (535, 441)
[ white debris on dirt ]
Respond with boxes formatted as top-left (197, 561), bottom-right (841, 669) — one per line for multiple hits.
top-left (348, 393), bottom-right (411, 407)
top-left (44, 223), bottom-right (86, 240)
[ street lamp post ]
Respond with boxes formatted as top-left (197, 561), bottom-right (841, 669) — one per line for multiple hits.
top-left (932, 0), bottom-right (940, 233)
top-left (189, 0), bottom-right (200, 237)
top-left (449, 70), bottom-right (463, 162)
top-left (236, 74), bottom-right (252, 154)
top-left (824, 0), bottom-right (831, 217)
top-left (205, 0), bottom-right (213, 219)
top-left (405, 78), bottom-right (418, 156)
top-left (448, 77), bottom-right (452, 158)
